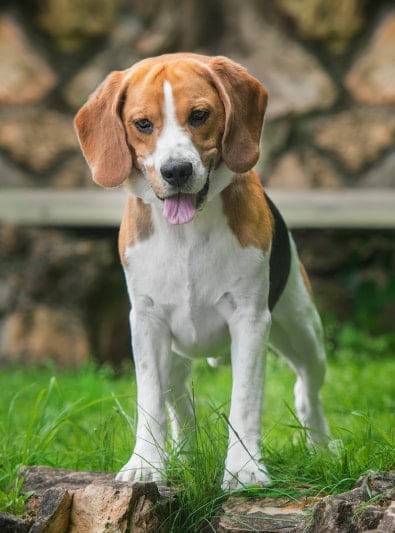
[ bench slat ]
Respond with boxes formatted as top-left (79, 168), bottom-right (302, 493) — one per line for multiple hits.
top-left (1, 188), bottom-right (394, 228)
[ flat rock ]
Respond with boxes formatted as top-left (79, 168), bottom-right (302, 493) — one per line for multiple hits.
top-left (0, 108), bottom-right (78, 173)
top-left (227, 3), bottom-right (337, 119)
top-left (63, 15), bottom-right (142, 109)
top-left (376, 500), bottom-right (395, 532)
top-left (0, 154), bottom-right (31, 188)
top-left (20, 466), bottom-right (171, 533)
top-left (0, 512), bottom-right (32, 533)
top-left (12, 467), bottom-right (395, 533)
top-left (217, 496), bottom-right (308, 532)
top-left (267, 150), bottom-right (342, 189)
top-left (313, 108), bottom-right (395, 172)
top-left (360, 152), bottom-right (395, 188)
top-left (278, 0), bottom-right (365, 51)
top-left (346, 9), bottom-right (395, 105)
top-left (35, 0), bottom-right (119, 51)
top-left (50, 154), bottom-right (93, 188)
top-left (0, 15), bottom-right (56, 105)
top-left (29, 487), bottom-right (72, 533)
top-left (308, 470), bottom-right (395, 532)
top-left (268, 151), bottom-right (311, 189)
top-left (20, 466), bottom-right (117, 496)
top-left (1, 306), bottom-right (90, 367)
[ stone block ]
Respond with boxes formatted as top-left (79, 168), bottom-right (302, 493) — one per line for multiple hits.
top-left (35, 0), bottom-right (120, 51)
top-left (20, 466), bottom-right (170, 533)
top-left (267, 150), bottom-right (342, 190)
top-left (0, 15), bottom-right (56, 105)
top-left (29, 488), bottom-right (72, 533)
top-left (225, 2), bottom-right (337, 119)
top-left (313, 109), bottom-right (395, 173)
top-left (9, 467), bottom-right (394, 533)
top-left (0, 512), bottom-right (32, 532)
top-left (217, 495), bottom-right (307, 532)
top-left (0, 108), bottom-right (78, 174)
top-left (0, 306), bottom-right (90, 367)
top-left (346, 10), bottom-right (395, 105)
top-left (278, 0), bottom-right (365, 51)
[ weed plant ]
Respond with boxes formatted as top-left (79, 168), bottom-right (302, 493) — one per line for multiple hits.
top-left (0, 324), bottom-right (394, 530)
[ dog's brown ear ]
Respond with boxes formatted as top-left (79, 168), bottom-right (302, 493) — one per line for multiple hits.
top-left (74, 71), bottom-right (131, 188)
top-left (208, 56), bottom-right (268, 174)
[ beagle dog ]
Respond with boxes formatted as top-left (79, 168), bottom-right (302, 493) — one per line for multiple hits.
top-left (74, 53), bottom-right (329, 490)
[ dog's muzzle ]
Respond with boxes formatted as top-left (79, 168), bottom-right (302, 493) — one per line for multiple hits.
top-left (159, 162), bottom-right (212, 225)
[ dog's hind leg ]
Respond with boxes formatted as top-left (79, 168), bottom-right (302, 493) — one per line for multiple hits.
top-left (269, 237), bottom-right (330, 443)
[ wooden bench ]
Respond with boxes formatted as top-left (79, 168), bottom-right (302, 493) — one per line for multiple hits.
top-left (1, 188), bottom-right (395, 228)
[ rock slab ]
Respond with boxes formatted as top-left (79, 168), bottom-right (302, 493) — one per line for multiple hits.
top-left (18, 466), bottom-right (172, 532)
top-left (2, 467), bottom-right (391, 532)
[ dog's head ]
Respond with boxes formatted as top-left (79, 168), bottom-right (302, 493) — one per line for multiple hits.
top-left (74, 53), bottom-right (268, 224)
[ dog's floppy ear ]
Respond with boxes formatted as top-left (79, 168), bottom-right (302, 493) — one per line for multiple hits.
top-left (74, 71), bottom-right (131, 188)
top-left (208, 56), bottom-right (268, 174)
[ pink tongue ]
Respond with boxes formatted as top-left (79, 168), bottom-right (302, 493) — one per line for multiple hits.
top-left (163, 194), bottom-right (196, 225)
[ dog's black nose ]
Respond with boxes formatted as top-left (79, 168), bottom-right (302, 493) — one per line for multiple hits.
top-left (160, 161), bottom-right (193, 187)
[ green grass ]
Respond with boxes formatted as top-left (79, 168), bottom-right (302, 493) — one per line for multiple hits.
top-left (0, 323), bottom-right (394, 530)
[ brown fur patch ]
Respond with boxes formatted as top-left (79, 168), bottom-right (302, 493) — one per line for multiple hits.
top-left (118, 196), bottom-right (153, 267)
top-left (221, 170), bottom-right (273, 251)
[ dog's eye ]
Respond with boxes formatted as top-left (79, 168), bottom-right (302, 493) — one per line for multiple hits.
top-left (189, 109), bottom-right (210, 127)
top-left (133, 118), bottom-right (153, 134)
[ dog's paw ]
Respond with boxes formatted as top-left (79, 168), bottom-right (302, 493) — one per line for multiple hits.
top-left (115, 454), bottom-right (166, 484)
top-left (222, 458), bottom-right (271, 491)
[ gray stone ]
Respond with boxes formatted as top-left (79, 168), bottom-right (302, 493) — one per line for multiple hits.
top-left (0, 226), bottom-right (131, 367)
top-left (0, 306), bottom-right (90, 367)
top-left (217, 495), bottom-right (307, 532)
top-left (20, 466), bottom-right (117, 496)
top-left (268, 151), bottom-right (311, 189)
top-left (313, 108), bottom-right (395, 173)
top-left (12, 467), bottom-right (395, 533)
top-left (278, 0), bottom-right (365, 52)
top-left (0, 15), bottom-right (56, 105)
top-left (346, 9), bottom-right (395, 105)
top-left (19, 466), bottom-right (171, 533)
top-left (0, 512), bottom-right (31, 533)
top-left (63, 15), bottom-right (142, 109)
top-left (374, 500), bottom-right (395, 532)
top-left (50, 154), bottom-right (93, 189)
top-left (307, 471), bottom-right (395, 533)
top-left (0, 154), bottom-right (31, 188)
top-left (267, 150), bottom-right (342, 190)
top-left (360, 152), bottom-right (395, 188)
top-left (224, 1), bottom-right (337, 119)
top-left (257, 120), bottom-right (291, 178)
top-left (0, 108), bottom-right (78, 173)
top-left (35, 0), bottom-right (120, 51)
top-left (29, 488), bottom-right (72, 533)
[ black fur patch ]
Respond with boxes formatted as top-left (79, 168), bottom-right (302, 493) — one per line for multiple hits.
top-left (265, 193), bottom-right (291, 311)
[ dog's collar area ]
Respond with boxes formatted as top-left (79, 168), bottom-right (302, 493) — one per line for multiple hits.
top-left (196, 174), bottom-right (210, 210)
top-left (196, 160), bottom-right (213, 210)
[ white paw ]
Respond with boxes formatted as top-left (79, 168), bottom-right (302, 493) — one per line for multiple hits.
top-left (222, 458), bottom-right (271, 491)
top-left (115, 454), bottom-right (166, 484)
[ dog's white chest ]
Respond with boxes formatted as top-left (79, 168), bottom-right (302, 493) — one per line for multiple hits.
top-left (124, 201), bottom-right (268, 358)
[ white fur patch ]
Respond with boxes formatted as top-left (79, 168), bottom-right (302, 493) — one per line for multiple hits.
top-left (143, 81), bottom-right (207, 195)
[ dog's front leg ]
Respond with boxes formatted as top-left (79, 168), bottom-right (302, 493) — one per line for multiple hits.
top-left (222, 308), bottom-right (272, 490)
top-left (116, 308), bottom-right (171, 484)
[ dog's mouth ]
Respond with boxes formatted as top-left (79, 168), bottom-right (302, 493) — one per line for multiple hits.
top-left (160, 165), bottom-right (212, 225)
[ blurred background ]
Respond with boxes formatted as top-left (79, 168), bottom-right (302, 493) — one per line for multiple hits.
top-left (0, 0), bottom-right (394, 367)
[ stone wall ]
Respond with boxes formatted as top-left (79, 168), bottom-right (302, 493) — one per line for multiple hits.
top-left (0, 0), bottom-right (394, 365)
